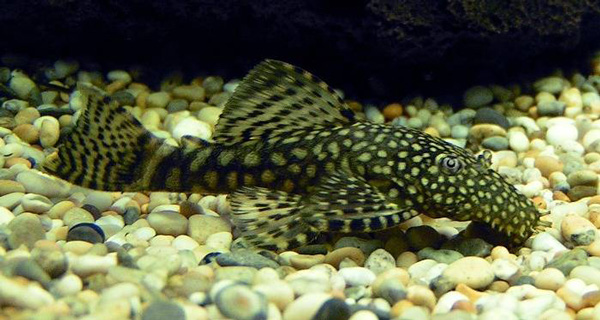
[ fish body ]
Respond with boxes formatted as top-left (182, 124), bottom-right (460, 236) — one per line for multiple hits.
top-left (42, 60), bottom-right (548, 251)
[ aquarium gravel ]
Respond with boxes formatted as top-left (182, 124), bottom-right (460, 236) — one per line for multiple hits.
top-left (1, 53), bottom-right (600, 320)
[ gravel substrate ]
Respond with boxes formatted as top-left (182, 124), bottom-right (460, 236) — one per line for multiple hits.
top-left (2, 55), bottom-right (600, 320)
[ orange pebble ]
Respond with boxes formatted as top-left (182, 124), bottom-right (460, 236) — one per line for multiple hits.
top-left (383, 103), bottom-right (403, 120)
top-left (455, 283), bottom-right (486, 303)
top-left (553, 191), bottom-right (570, 202)
top-left (5, 157), bottom-right (32, 169)
top-left (532, 196), bottom-right (546, 209)
top-left (346, 100), bottom-right (363, 112)
top-left (391, 300), bottom-right (414, 318)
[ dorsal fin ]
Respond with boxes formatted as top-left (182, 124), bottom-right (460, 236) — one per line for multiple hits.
top-left (213, 59), bottom-right (356, 145)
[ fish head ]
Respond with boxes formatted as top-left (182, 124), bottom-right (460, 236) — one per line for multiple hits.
top-left (404, 137), bottom-right (548, 245)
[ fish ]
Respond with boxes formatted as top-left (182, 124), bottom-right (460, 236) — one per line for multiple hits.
top-left (41, 59), bottom-right (550, 252)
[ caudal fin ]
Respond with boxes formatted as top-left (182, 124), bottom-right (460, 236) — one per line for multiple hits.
top-left (41, 84), bottom-right (158, 191)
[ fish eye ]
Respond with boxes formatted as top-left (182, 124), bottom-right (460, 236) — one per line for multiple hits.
top-left (440, 155), bottom-right (463, 174)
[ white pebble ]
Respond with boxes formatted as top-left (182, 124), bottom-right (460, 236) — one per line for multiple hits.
top-left (71, 253), bottom-right (118, 277)
top-left (20, 193), bottom-right (53, 214)
top-left (338, 267), bottom-right (376, 287)
top-left (531, 232), bottom-right (567, 254)
top-left (491, 258), bottom-right (520, 281)
top-left (205, 232), bottom-right (232, 250)
top-left (546, 124), bottom-right (578, 146)
top-left (52, 274), bottom-right (83, 297)
top-left (172, 118), bottom-right (212, 141)
top-left (432, 291), bottom-right (469, 314)
top-left (130, 227), bottom-right (156, 241)
top-left (508, 130), bottom-right (529, 152)
top-left (107, 70), bottom-right (132, 84)
top-left (0, 207), bottom-right (14, 226)
top-left (172, 235), bottom-right (200, 251)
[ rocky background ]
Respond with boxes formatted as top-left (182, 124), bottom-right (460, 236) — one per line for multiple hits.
top-left (2, 0), bottom-right (600, 101)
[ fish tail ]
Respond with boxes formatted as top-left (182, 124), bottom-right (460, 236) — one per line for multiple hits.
top-left (41, 83), bottom-right (160, 191)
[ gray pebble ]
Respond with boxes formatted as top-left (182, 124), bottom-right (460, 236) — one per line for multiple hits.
top-left (447, 109), bottom-right (476, 126)
top-left (560, 153), bottom-right (586, 177)
top-left (546, 247), bottom-right (589, 275)
top-left (464, 86), bottom-right (494, 108)
top-left (344, 285), bottom-right (368, 300)
top-left (167, 99), bottom-right (189, 113)
top-left (537, 101), bottom-right (565, 116)
top-left (442, 237), bottom-right (493, 258)
top-left (141, 300), bottom-right (186, 320)
top-left (314, 298), bottom-right (351, 320)
top-left (31, 246), bottom-right (68, 278)
top-left (123, 206), bottom-right (140, 225)
top-left (7, 212), bottom-right (45, 249)
top-left (451, 125), bottom-right (469, 139)
top-left (513, 275), bottom-right (535, 286)
top-left (67, 223), bottom-right (105, 244)
top-left (202, 76), bottom-right (224, 96)
top-left (473, 107), bottom-right (509, 128)
top-left (406, 226), bottom-right (442, 250)
top-left (374, 278), bottom-right (406, 304)
top-left (417, 248), bottom-right (463, 264)
top-left (215, 283), bottom-right (268, 320)
top-left (432, 310), bottom-right (475, 320)
top-left (534, 76), bottom-right (566, 93)
top-left (3, 258), bottom-right (51, 287)
top-left (568, 186), bottom-right (597, 201)
top-left (216, 250), bottom-right (279, 269)
top-left (364, 249), bottom-right (395, 275)
top-left (482, 136), bottom-right (509, 151)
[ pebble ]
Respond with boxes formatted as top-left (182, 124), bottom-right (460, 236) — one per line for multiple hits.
top-left (0, 192), bottom-right (24, 209)
top-left (173, 85), bottom-right (206, 101)
top-left (216, 249), bottom-right (279, 269)
top-left (16, 171), bottom-right (70, 198)
top-left (9, 74), bottom-right (37, 99)
top-left (534, 156), bottom-right (564, 177)
top-left (0, 180), bottom-right (25, 195)
top-left (38, 117), bottom-right (60, 147)
top-left (0, 274), bottom-right (54, 309)
top-left (338, 267), bottom-right (376, 287)
top-left (8, 212), bottom-right (45, 249)
top-left (508, 130), bottom-right (529, 152)
top-left (290, 254), bottom-right (325, 269)
top-left (20, 193), bottom-right (53, 214)
top-left (196, 106), bottom-right (222, 126)
top-left (188, 215), bottom-right (231, 244)
top-left (334, 237), bottom-right (382, 255)
top-left (491, 258), bottom-right (520, 281)
top-left (364, 249), bottom-right (396, 275)
top-left (67, 223), bottom-right (105, 244)
top-left (141, 300), bottom-right (186, 320)
top-left (534, 268), bottom-right (565, 291)
top-left (214, 283), bottom-right (268, 320)
top-left (147, 211), bottom-right (188, 236)
top-left (0, 206), bottom-right (14, 225)
top-left (537, 101), bottom-right (566, 116)
top-left (312, 298), bottom-right (351, 320)
top-left (482, 136), bottom-right (509, 150)
top-left (202, 76), bottom-right (224, 96)
top-left (546, 248), bottom-right (589, 275)
top-left (254, 280), bottom-right (295, 310)
top-left (324, 247), bottom-right (366, 268)
top-left (561, 215), bottom-right (597, 246)
top-left (406, 225), bottom-right (442, 250)
top-left (546, 123), bottom-right (578, 146)
top-left (62, 207), bottom-right (94, 228)
top-left (172, 117), bottom-right (212, 141)
top-left (534, 76), bottom-right (567, 93)
top-left (441, 257), bottom-right (494, 289)
top-left (464, 86), bottom-right (493, 108)
top-left (382, 103), bottom-right (403, 120)
top-left (146, 91), bottom-right (171, 109)
top-left (473, 107), bottom-right (509, 128)
top-left (282, 293), bottom-right (331, 320)
top-left (31, 242), bottom-right (68, 278)
top-left (206, 231), bottom-right (232, 250)
top-left (418, 248), bottom-right (463, 264)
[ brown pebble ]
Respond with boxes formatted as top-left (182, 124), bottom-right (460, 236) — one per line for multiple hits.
top-left (382, 103), bottom-right (403, 121)
top-left (324, 247), bottom-right (365, 268)
top-left (407, 285), bottom-right (436, 310)
top-left (105, 80), bottom-right (128, 94)
top-left (136, 91), bottom-right (149, 108)
top-left (532, 196), bottom-right (546, 209)
top-left (553, 191), bottom-right (570, 202)
top-left (14, 108), bottom-right (40, 125)
top-left (488, 281), bottom-right (509, 293)
top-left (346, 101), bottom-right (363, 112)
top-left (535, 156), bottom-right (564, 178)
top-left (5, 157), bottom-right (32, 169)
top-left (12, 124), bottom-right (39, 144)
top-left (396, 251), bottom-right (418, 269)
top-left (390, 300), bottom-right (414, 318)
top-left (455, 283), bottom-right (486, 303)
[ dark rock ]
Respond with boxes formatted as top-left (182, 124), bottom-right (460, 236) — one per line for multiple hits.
top-left (314, 298), bottom-right (351, 320)
top-left (442, 237), bottom-right (493, 257)
top-left (473, 107), bottom-right (510, 128)
top-left (141, 300), bottom-right (186, 320)
top-left (67, 223), bottom-right (105, 244)
top-left (417, 247), bottom-right (463, 264)
top-left (81, 204), bottom-right (102, 220)
top-left (123, 206), bottom-right (140, 225)
top-left (406, 225), bottom-right (442, 250)
top-left (546, 248), bottom-right (589, 275)
top-left (112, 90), bottom-right (135, 106)
top-left (216, 249), bottom-right (279, 269)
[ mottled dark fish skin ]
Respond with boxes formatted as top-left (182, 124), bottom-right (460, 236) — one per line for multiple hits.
top-left (42, 60), bottom-right (549, 251)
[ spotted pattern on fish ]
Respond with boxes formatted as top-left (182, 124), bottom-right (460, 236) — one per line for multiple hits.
top-left (42, 60), bottom-right (549, 252)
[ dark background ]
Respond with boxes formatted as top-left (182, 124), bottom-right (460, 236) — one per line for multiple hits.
top-left (2, 0), bottom-right (600, 103)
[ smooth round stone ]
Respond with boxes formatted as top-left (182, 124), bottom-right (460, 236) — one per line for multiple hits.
top-left (442, 257), bottom-right (494, 289)
top-left (173, 85), bottom-right (205, 101)
top-left (546, 124), bottom-right (578, 146)
top-left (172, 235), bottom-right (199, 251)
top-left (172, 117), bottom-right (212, 141)
top-left (508, 130), bottom-right (529, 153)
top-left (166, 98), bottom-right (189, 113)
top-left (202, 76), bottom-right (224, 95)
top-left (534, 268), bottom-right (565, 291)
top-left (141, 300), bottom-right (186, 320)
top-left (215, 267), bottom-right (258, 284)
top-left (206, 231), bottom-right (232, 250)
top-left (214, 283), bottom-right (268, 320)
top-left (0, 273), bottom-right (54, 309)
top-left (147, 211), bottom-right (188, 236)
top-left (469, 124), bottom-right (507, 142)
top-left (9, 75), bottom-right (36, 99)
top-left (13, 124), bottom-right (39, 143)
top-left (253, 280), bottom-right (294, 310)
top-left (324, 247), bottom-right (366, 268)
top-left (537, 101), bottom-right (566, 116)
top-left (16, 171), bottom-right (69, 198)
top-left (406, 225), bottom-right (442, 250)
top-left (187, 215), bottom-right (231, 244)
top-left (561, 215), bottom-right (597, 246)
top-left (62, 207), bottom-right (94, 228)
top-left (546, 248), bottom-right (589, 275)
top-left (146, 91), bottom-right (171, 109)
top-left (515, 95), bottom-right (534, 111)
top-left (0, 180), bottom-right (25, 195)
top-left (531, 232), bottom-right (567, 254)
top-left (31, 244), bottom-right (68, 278)
top-left (348, 310), bottom-right (378, 320)
top-left (482, 136), bottom-right (509, 150)
top-left (313, 298), bottom-right (351, 320)
top-left (473, 107), bottom-right (509, 128)
top-left (83, 192), bottom-right (113, 212)
top-left (67, 223), bottom-right (105, 244)
top-left (364, 105), bottom-right (385, 124)
top-left (534, 76), bottom-right (567, 93)
top-left (216, 249), bottom-right (279, 269)
top-left (0, 206), bottom-right (15, 225)
top-left (491, 258), bottom-right (520, 281)
top-left (4, 257), bottom-right (51, 287)
top-left (38, 118), bottom-right (60, 147)
top-left (338, 267), bottom-right (376, 287)
top-left (372, 276), bottom-right (407, 304)
top-left (570, 265), bottom-right (600, 288)
top-left (334, 237), bottom-right (382, 255)
top-left (450, 125), bottom-right (469, 139)
top-left (196, 106), bottom-right (223, 126)
top-left (364, 249), bottom-right (395, 275)
top-left (8, 212), bottom-right (45, 249)
top-left (417, 248), bottom-right (463, 264)
top-left (290, 254), bottom-right (325, 269)
top-left (583, 129), bottom-right (600, 150)
top-left (464, 86), bottom-right (493, 108)
top-left (51, 274), bottom-right (82, 297)
top-left (534, 156), bottom-right (564, 178)
top-left (21, 193), bottom-right (53, 214)
top-left (107, 70), bottom-right (132, 83)
top-left (567, 170), bottom-right (598, 187)
top-left (282, 293), bottom-right (331, 320)
top-left (0, 192), bottom-right (24, 210)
